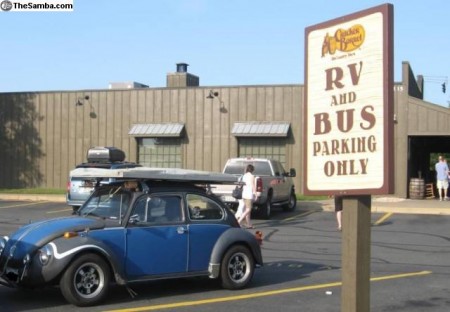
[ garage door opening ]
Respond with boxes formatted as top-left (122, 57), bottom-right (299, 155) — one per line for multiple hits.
top-left (408, 135), bottom-right (450, 199)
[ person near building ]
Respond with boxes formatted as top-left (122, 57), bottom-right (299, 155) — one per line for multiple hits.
top-left (435, 155), bottom-right (449, 201)
top-left (447, 168), bottom-right (450, 200)
top-left (234, 174), bottom-right (245, 219)
top-left (237, 164), bottom-right (257, 229)
top-left (235, 199), bottom-right (245, 219)
top-left (334, 195), bottom-right (343, 231)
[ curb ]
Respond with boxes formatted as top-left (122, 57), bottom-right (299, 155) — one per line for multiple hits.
top-left (316, 199), bottom-right (450, 215)
top-left (370, 206), bottom-right (450, 215)
top-left (0, 194), bottom-right (66, 202)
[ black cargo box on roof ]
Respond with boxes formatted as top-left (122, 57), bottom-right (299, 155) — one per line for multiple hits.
top-left (87, 147), bottom-right (126, 163)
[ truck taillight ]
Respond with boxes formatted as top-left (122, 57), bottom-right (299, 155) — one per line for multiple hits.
top-left (256, 177), bottom-right (263, 192)
top-left (67, 181), bottom-right (71, 192)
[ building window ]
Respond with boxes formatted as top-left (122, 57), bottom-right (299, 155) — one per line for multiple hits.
top-left (137, 138), bottom-right (182, 168)
top-left (238, 138), bottom-right (286, 165)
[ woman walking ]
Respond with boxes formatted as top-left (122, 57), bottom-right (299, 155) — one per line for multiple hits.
top-left (238, 164), bottom-right (257, 229)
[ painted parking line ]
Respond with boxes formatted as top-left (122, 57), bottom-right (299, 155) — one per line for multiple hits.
top-left (282, 209), bottom-right (320, 222)
top-left (373, 212), bottom-right (394, 226)
top-left (0, 201), bottom-right (50, 209)
top-left (104, 270), bottom-right (431, 312)
top-left (0, 201), bottom-right (71, 214)
top-left (47, 208), bottom-right (72, 214)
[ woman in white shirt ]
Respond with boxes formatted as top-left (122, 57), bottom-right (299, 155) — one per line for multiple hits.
top-left (237, 164), bottom-right (256, 229)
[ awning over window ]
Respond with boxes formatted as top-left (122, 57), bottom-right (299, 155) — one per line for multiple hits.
top-left (128, 123), bottom-right (185, 137)
top-left (232, 121), bottom-right (290, 137)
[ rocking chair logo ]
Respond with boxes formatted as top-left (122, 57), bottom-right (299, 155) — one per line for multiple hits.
top-left (321, 24), bottom-right (365, 57)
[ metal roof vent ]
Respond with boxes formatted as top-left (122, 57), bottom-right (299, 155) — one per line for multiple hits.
top-left (176, 63), bottom-right (188, 73)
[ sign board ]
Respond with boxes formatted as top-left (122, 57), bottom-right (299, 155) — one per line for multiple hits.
top-left (304, 4), bottom-right (394, 195)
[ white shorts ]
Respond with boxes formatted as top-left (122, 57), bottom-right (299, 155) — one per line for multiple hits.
top-left (437, 179), bottom-right (448, 190)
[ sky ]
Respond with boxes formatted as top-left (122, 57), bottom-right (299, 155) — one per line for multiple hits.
top-left (1, 0), bottom-right (449, 106)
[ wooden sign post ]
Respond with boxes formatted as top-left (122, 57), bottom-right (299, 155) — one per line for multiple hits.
top-left (341, 195), bottom-right (371, 312)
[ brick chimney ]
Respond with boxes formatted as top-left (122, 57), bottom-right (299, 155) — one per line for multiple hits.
top-left (166, 63), bottom-right (199, 87)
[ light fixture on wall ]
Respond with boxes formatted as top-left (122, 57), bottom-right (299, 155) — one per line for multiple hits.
top-left (206, 90), bottom-right (227, 113)
top-left (75, 95), bottom-right (97, 119)
top-left (76, 95), bottom-right (90, 106)
top-left (206, 90), bottom-right (219, 99)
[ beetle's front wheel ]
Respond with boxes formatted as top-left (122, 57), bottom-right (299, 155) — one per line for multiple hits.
top-left (60, 253), bottom-right (111, 307)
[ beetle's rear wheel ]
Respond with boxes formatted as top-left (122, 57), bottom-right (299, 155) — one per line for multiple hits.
top-left (220, 245), bottom-right (254, 290)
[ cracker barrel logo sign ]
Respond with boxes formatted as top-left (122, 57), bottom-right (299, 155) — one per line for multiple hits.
top-left (321, 24), bottom-right (366, 56)
top-left (304, 4), bottom-right (393, 195)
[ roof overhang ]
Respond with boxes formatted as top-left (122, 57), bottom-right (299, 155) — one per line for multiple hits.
top-left (128, 123), bottom-right (185, 137)
top-left (232, 121), bottom-right (290, 137)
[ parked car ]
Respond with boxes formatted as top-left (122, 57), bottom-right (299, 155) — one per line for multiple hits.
top-left (212, 158), bottom-right (297, 219)
top-left (0, 167), bottom-right (263, 307)
top-left (66, 146), bottom-right (141, 212)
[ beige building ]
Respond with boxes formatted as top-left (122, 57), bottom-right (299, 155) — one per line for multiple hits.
top-left (0, 62), bottom-right (448, 198)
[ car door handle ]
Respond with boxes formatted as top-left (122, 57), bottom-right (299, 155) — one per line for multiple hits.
top-left (177, 226), bottom-right (187, 234)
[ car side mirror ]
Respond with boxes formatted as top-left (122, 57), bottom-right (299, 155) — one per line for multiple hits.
top-left (129, 214), bottom-right (140, 224)
top-left (289, 168), bottom-right (296, 177)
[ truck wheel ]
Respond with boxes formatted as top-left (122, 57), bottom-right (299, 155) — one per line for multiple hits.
top-left (227, 203), bottom-right (239, 212)
top-left (283, 190), bottom-right (297, 212)
top-left (60, 253), bottom-right (111, 307)
top-left (220, 245), bottom-right (254, 290)
top-left (258, 196), bottom-right (272, 219)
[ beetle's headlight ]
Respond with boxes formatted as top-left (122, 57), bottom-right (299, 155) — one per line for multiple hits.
top-left (38, 245), bottom-right (53, 266)
top-left (0, 236), bottom-right (8, 255)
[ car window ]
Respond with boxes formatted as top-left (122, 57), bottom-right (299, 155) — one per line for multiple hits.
top-left (253, 162), bottom-right (272, 176)
top-left (129, 194), bottom-right (183, 226)
top-left (272, 161), bottom-right (285, 176)
top-left (223, 160), bottom-right (272, 176)
top-left (223, 161), bottom-right (246, 175)
top-left (187, 194), bottom-right (224, 221)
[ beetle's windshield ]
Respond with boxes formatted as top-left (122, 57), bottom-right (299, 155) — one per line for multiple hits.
top-left (79, 185), bottom-right (131, 222)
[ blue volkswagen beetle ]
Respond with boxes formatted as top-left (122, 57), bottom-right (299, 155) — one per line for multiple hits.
top-left (0, 168), bottom-right (263, 306)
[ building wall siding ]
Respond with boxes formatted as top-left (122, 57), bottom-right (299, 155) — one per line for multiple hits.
top-left (0, 85), bottom-right (303, 190)
top-left (408, 97), bottom-right (450, 135)
top-left (1, 64), bottom-right (447, 198)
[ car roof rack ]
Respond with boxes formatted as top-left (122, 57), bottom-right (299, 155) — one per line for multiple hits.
top-left (69, 167), bottom-right (239, 184)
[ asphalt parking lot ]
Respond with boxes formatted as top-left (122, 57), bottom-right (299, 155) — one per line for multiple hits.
top-left (0, 199), bottom-right (449, 311)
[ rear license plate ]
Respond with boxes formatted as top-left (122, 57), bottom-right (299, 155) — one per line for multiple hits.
top-left (82, 181), bottom-right (94, 187)
top-left (222, 196), bottom-right (237, 202)
top-left (79, 186), bottom-right (94, 193)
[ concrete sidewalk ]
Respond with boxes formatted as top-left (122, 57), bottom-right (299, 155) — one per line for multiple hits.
top-left (306, 196), bottom-right (450, 215)
top-left (1, 194), bottom-right (450, 215)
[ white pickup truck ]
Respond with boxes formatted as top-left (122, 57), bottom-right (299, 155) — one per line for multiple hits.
top-left (211, 158), bottom-right (297, 219)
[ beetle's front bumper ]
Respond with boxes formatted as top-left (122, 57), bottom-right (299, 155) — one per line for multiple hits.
top-left (0, 272), bottom-right (18, 288)
top-left (0, 261), bottom-right (23, 288)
